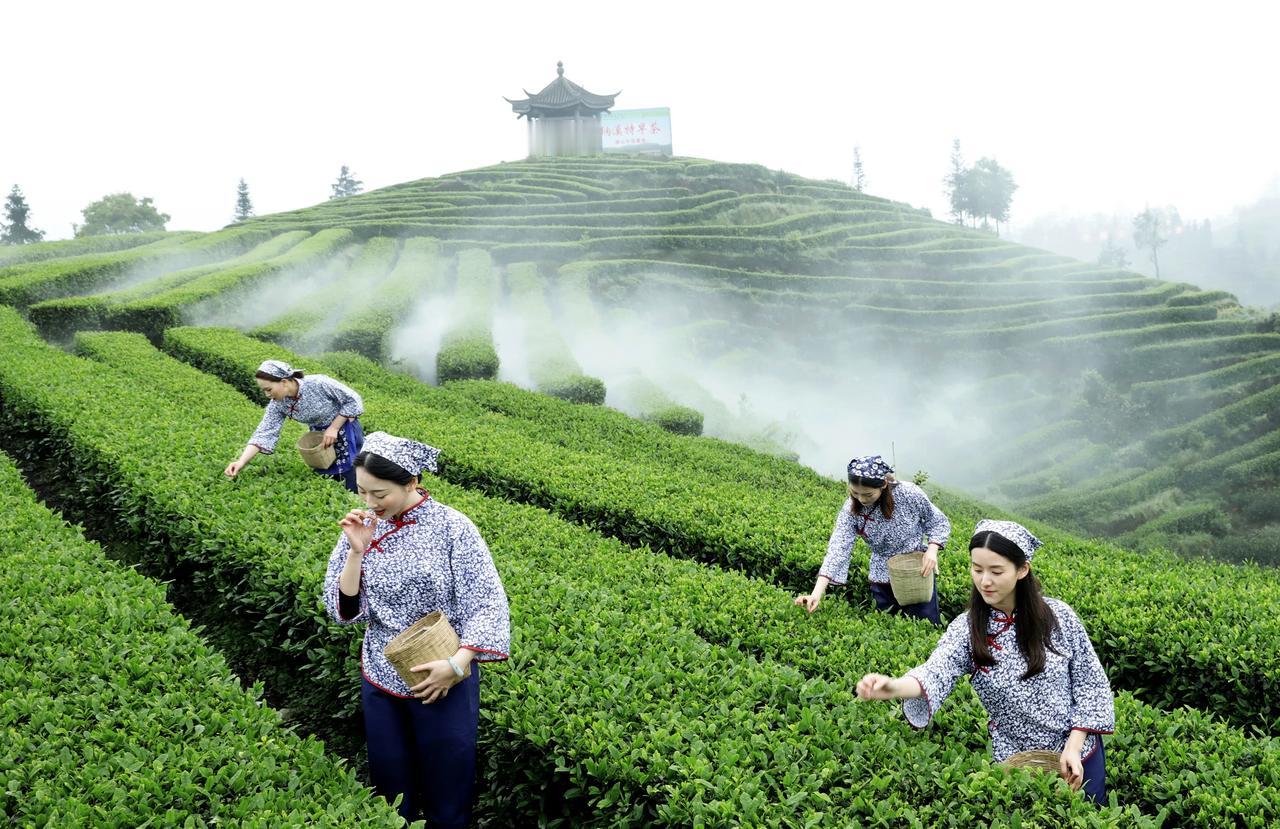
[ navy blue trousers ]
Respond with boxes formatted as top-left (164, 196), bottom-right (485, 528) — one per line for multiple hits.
top-left (362, 670), bottom-right (480, 827)
top-left (1081, 737), bottom-right (1107, 806)
top-left (869, 578), bottom-right (940, 625)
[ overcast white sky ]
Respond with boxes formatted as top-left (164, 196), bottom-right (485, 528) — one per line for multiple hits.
top-left (4, 1), bottom-right (1277, 239)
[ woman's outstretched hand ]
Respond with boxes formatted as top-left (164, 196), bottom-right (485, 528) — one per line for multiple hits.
top-left (856, 673), bottom-right (900, 700)
top-left (794, 593), bottom-right (821, 613)
top-left (1059, 749), bottom-right (1085, 791)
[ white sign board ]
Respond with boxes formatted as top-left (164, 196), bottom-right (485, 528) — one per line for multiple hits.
top-left (601, 108), bottom-right (673, 155)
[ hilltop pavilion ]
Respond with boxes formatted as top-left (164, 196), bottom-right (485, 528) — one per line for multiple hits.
top-left (505, 62), bottom-right (619, 157)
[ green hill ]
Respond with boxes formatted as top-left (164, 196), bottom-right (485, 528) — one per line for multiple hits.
top-left (17, 155), bottom-right (1273, 562)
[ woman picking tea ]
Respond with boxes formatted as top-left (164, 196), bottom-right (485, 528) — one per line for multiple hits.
top-left (223, 359), bottom-right (366, 492)
top-left (854, 520), bottom-right (1115, 804)
top-left (323, 431), bottom-right (510, 827)
top-left (796, 454), bottom-right (951, 624)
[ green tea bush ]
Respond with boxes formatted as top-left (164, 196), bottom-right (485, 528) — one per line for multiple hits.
top-left (505, 261), bottom-right (605, 403)
top-left (436, 329), bottom-right (500, 381)
top-left (0, 229), bottom-right (174, 266)
top-left (105, 228), bottom-right (353, 339)
top-left (27, 231), bottom-right (311, 341)
top-left (250, 236), bottom-right (399, 350)
top-left (161, 325), bottom-right (1280, 735)
top-left (15, 318), bottom-right (1280, 825)
top-left (329, 236), bottom-right (446, 361)
top-left (0, 451), bottom-right (411, 828)
top-left (0, 231), bottom-right (236, 307)
top-left (645, 403), bottom-right (704, 436)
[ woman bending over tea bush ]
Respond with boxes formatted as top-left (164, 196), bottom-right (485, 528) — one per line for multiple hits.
top-left (796, 454), bottom-right (951, 624)
top-left (856, 520), bottom-right (1115, 805)
top-left (224, 359), bottom-right (366, 492)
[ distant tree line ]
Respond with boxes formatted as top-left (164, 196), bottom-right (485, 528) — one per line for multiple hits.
top-left (1013, 190), bottom-right (1280, 308)
top-left (2, 166), bottom-right (365, 243)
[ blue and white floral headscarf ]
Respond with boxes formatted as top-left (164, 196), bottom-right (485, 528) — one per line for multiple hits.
top-left (973, 519), bottom-right (1043, 562)
top-left (256, 359), bottom-right (301, 380)
top-left (361, 431), bottom-right (440, 476)
top-left (847, 454), bottom-right (894, 481)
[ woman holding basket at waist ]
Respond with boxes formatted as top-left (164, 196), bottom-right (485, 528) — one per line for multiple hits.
top-left (223, 359), bottom-right (365, 493)
top-left (795, 454), bottom-right (950, 624)
top-left (324, 431), bottom-right (510, 827)
top-left (854, 520), bottom-right (1115, 805)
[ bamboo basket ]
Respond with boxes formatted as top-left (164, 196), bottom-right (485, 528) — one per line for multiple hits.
top-left (1001, 751), bottom-right (1062, 773)
top-left (383, 611), bottom-right (470, 687)
top-left (887, 552), bottom-right (931, 605)
top-left (296, 431), bottom-right (336, 470)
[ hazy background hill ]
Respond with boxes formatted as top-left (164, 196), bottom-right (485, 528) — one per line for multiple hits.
top-left (9, 156), bottom-right (1276, 564)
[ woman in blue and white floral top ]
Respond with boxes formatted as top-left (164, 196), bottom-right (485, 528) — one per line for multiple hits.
top-left (223, 359), bottom-right (365, 492)
top-left (855, 520), bottom-right (1115, 805)
top-left (323, 431), bottom-right (510, 828)
top-left (797, 454), bottom-right (951, 624)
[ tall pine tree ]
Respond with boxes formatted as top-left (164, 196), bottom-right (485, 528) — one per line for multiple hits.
top-left (1, 185), bottom-right (45, 245)
top-left (852, 147), bottom-right (866, 192)
top-left (945, 139), bottom-right (967, 225)
top-left (330, 166), bottom-right (363, 199)
top-left (234, 178), bottom-right (254, 221)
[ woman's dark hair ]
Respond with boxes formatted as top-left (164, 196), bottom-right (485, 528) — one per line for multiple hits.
top-left (354, 451), bottom-right (418, 486)
top-left (968, 530), bottom-right (1060, 678)
top-left (255, 369), bottom-right (304, 381)
top-left (848, 474), bottom-right (896, 519)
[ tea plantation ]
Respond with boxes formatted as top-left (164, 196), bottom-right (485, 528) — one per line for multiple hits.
top-left (2, 156), bottom-right (1277, 826)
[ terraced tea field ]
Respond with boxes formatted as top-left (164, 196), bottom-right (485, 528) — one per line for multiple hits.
top-left (2, 156), bottom-right (1277, 826)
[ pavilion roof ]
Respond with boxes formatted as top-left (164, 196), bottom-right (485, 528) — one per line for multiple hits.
top-left (506, 62), bottom-right (619, 117)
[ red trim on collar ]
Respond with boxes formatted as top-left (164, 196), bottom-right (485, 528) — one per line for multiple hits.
top-left (285, 380), bottom-right (303, 418)
top-left (391, 490), bottom-right (431, 525)
top-left (976, 611), bottom-right (1016, 673)
top-left (365, 490), bottom-right (432, 553)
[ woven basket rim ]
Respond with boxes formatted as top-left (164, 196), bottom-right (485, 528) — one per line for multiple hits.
top-left (1001, 750), bottom-right (1062, 770)
top-left (295, 432), bottom-right (336, 468)
top-left (297, 431), bottom-right (326, 449)
top-left (887, 551), bottom-right (925, 568)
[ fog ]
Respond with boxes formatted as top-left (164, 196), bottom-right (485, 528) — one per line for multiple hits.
top-left (188, 248), bottom-right (357, 331)
top-left (547, 276), bottom-right (1005, 485)
top-left (387, 294), bottom-right (453, 386)
top-left (1012, 178), bottom-right (1280, 309)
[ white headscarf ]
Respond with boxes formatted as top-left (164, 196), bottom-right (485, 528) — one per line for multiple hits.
top-left (361, 431), bottom-right (440, 476)
top-left (256, 359), bottom-right (301, 380)
top-left (973, 519), bottom-right (1043, 562)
